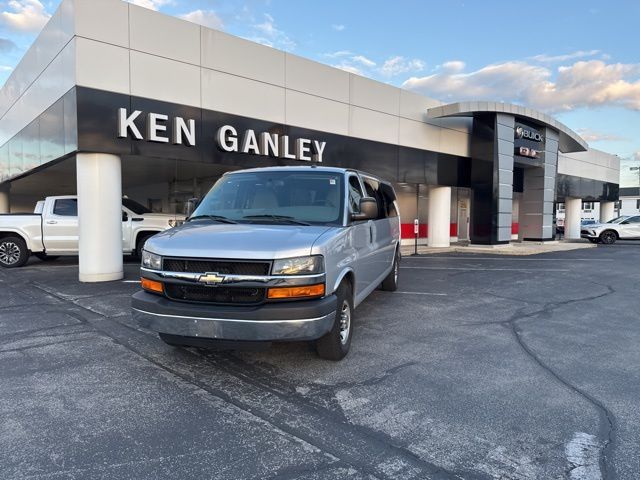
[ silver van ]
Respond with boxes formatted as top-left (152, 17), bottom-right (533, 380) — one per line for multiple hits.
top-left (132, 166), bottom-right (401, 360)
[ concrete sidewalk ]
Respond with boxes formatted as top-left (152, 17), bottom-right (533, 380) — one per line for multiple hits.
top-left (401, 239), bottom-right (596, 256)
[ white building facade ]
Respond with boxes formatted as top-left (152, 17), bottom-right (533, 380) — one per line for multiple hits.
top-left (0, 0), bottom-right (620, 281)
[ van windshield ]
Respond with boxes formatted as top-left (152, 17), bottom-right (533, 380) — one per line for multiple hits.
top-left (192, 170), bottom-right (344, 226)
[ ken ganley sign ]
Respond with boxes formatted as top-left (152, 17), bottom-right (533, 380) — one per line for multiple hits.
top-left (117, 108), bottom-right (327, 162)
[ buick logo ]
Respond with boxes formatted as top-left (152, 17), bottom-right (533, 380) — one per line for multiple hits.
top-left (515, 126), bottom-right (543, 142)
top-left (198, 272), bottom-right (226, 286)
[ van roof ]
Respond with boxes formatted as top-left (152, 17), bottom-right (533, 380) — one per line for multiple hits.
top-left (224, 166), bottom-right (390, 184)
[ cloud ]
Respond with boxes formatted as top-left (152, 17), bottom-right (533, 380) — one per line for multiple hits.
top-left (0, 0), bottom-right (50, 32)
top-left (0, 38), bottom-right (16, 53)
top-left (575, 129), bottom-right (627, 143)
top-left (529, 50), bottom-right (600, 63)
top-left (248, 13), bottom-right (295, 51)
top-left (332, 24), bottom-right (345, 31)
top-left (126, 0), bottom-right (170, 10)
top-left (352, 55), bottom-right (376, 68)
top-left (179, 9), bottom-right (223, 29)
top-left (380, 56), bottom-right (425, 77)
top-left (0, 65), bottom-right (13, 72)
top-left (323, 50), bottom-right (352, 59)
top-left (403, 59), bottom-right (640, 113)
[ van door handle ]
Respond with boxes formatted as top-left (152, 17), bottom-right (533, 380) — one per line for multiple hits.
top-left (46, 220), bottom-right (58, 224)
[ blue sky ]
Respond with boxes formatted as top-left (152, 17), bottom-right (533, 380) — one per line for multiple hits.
top-left (1, 0), bottom-right (639, 183)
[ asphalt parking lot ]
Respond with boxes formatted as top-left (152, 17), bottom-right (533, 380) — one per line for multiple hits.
top-left (1, 243), bottom-right (639, 480)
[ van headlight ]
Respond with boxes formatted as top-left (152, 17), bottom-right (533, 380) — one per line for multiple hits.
top-left (272, 255), bottom-right (324, 275)
top-left (141, 250), bottom-right (162, 270)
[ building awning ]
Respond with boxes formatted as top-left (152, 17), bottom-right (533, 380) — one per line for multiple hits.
top-left (426, 101), bottom-right (588, 153)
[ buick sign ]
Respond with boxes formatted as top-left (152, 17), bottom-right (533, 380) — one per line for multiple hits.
top-left (515, 126), bottom-right (543, 142)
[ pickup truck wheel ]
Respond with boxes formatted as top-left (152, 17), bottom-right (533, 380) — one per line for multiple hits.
top-left (315, 281), bottom-right (353, 361)
top-left (380, 251), bottom-right (399, 291)
top-left (599, 230), bottom-right (617, 245)
top-left (134, 234), bottom-right (153, 259)
top-left (0, 236), bottom-right (29, 268)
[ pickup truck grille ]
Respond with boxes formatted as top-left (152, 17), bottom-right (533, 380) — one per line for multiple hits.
top-left (162, 258), bottom-right (271, 275)
top-left (164, 284), bottom-right (265, 305)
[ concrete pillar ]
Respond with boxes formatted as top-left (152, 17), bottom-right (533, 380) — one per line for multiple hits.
top-left (600, 201), bottom-right (615, 223)
top-left (76, 153), bottom-right (123, 282)
top-left (428, 186), bottom-right (451, 248)
top-left (0, 183), bottom-right (9, 213)
top-left (564, 197), bottom-right (582, 240)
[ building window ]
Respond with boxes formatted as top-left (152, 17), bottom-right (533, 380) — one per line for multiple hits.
top-left (557, 203), bottom-right (565, 212)
top-left (636, 199), bottom-right (640, 210)
top-left (582, 201), bottom-right (594, 212)
top-left (614, 200), bottom-right (622, 209)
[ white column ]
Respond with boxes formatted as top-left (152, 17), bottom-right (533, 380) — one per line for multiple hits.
top-left (0, 183), bottom-right (9, 213)
top-left (428, 186), bottom-right (451, 248)
top-left (600, 201), bottom-right (615, 223)
top-left (564, 197), bottom-right (582, 240)
top-left (76, 153), bottom-right (123, 282)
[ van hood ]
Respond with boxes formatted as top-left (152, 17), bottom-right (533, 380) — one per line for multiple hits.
top-left (145, 222), bottom-right (335, 260)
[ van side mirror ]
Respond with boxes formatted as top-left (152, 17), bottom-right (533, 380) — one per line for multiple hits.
top-left (351, 197), bottom-right (378, 221)
top-left (185, 197), bottom-right (200, 217)
top-left (122, 211), bottom-right (128, 222)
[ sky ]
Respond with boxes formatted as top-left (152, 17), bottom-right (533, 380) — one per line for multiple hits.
top-left (1, 0), bottom-right (639, 185)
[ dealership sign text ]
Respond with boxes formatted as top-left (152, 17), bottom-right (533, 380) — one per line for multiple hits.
top-left (117, 108), bottom-right (326, 162)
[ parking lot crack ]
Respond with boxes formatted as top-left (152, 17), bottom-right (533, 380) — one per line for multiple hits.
top-left (504, 285), bottom-right (618, 480)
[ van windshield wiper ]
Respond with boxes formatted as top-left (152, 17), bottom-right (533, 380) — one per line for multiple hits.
top-left (188, 214), bottom-right (238, 224)
top-left (242, 214), bottom-right (310, 226)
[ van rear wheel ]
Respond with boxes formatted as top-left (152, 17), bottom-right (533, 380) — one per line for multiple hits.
top-left (315, 281), bottom-right (353, 361)
top-left (0, 236), bottom-right (29, 268)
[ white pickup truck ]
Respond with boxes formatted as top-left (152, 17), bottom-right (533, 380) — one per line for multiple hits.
top-left (0, 196), bottom-right (184, 268)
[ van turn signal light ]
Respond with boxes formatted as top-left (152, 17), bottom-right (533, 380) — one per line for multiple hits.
top-left (267, 283), bottom-right (325, 299)
top-left (141, 277), bottom-right (164, 294)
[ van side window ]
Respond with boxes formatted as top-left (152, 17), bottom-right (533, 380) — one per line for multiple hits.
top-left (53, 199), bottom-right (77, 216)
top-left (348, 176), bottom-right (364, 213)
top-left (362, 177), bottom-right (385, 219)
top-left (380, 183), bottom-right (398, 218)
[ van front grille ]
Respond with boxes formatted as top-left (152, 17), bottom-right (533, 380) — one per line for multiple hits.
top-left (162, 258), bottom-right (270, 276)
top-left (164, 284), bottom-right (265, 305)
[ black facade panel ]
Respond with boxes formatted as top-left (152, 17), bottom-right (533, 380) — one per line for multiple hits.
top-left (555, 174), bottom-right (618, 201)
top-left (469, 114), bottom-right (499, 244)
top-left (74, 87), bottom-right (471, 188)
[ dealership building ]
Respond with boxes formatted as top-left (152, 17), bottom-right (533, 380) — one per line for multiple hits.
top-left (0, 0), bottom-right (620, 281)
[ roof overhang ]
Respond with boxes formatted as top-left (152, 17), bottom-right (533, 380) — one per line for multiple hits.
top-left (427, 101), bottom-right (588, 153)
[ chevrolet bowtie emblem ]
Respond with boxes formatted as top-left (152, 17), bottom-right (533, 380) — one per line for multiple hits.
top-left (198, 272), bottom-right (226, 285)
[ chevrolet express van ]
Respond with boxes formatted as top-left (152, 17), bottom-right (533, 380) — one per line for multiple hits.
top-left (132, 166), bottom-right (400, 360)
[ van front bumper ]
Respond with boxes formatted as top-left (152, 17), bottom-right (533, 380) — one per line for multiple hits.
top-left (131, 291), bottom-right (337, 342)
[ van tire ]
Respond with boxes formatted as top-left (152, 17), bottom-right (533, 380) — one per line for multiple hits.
top-left (0, 236), bottom-right (30, 268)
top-left (380, 251), bottom-right (399, 292)
top-left (315, 281), bottom-right (353, 361)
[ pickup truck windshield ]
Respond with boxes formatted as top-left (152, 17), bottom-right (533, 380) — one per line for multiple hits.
top-left (192, 170), bottom-right (344, 226)
top-left (122, 198), bottom-right (152, 214)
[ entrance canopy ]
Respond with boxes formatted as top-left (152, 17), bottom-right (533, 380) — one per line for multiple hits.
top-left (427, 102), bottom-right (588, 153)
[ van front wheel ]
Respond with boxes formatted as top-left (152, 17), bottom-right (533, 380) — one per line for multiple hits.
top-left (315, 281), bottom-right (353, 361)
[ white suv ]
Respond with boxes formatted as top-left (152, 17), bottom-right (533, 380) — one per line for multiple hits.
top-left (581, 215), bottom-right (640, 244)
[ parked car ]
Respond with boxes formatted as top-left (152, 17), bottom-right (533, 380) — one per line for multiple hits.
top-left (132, 166), bottom-right (401, 360)
top-left (580, 215), bottom-right (640, 244)
top-left (0, 196), bottom-right (184, 268)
